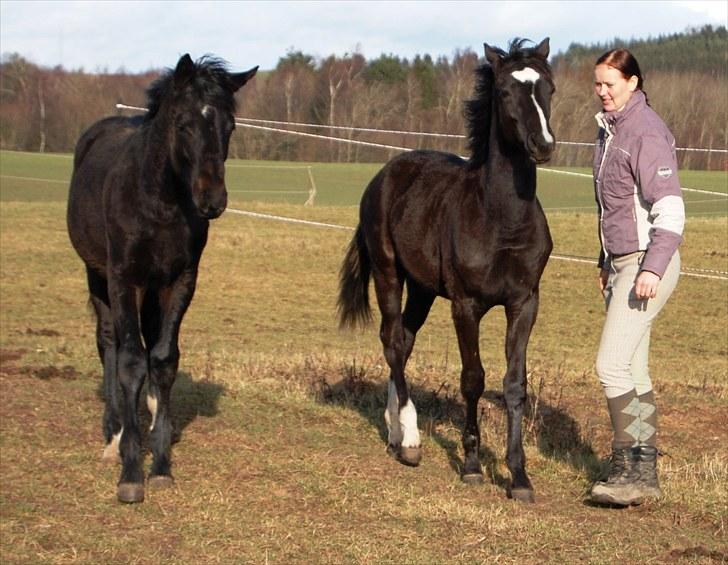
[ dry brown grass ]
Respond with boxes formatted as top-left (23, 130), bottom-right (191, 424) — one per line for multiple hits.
top-left (1, 196), bottom-right (727, 564)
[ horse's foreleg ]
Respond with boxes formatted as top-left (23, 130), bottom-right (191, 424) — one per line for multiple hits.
top-left (503, 291), bottom-right (540, 503)
top-left (86, 269), bottom-right (122, 464)
top-left (144, 272), bottom-right (196, 489)
top-left (109, 279), bottom-right (147, 503)
top-left (452, 300), bottom-right (486, 483)
top-left (373, 268), bottom-right (421, 466)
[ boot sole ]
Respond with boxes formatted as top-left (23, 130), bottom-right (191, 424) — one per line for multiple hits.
top-left (590, 483), bottom-right (644, 506)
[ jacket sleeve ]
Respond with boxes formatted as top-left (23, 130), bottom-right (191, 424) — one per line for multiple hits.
top-left (631, 133), bottom-right (685, 277)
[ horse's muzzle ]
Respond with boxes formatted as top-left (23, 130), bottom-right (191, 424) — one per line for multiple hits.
top-left (200, 203), bottom-right (226, 219)
top-left (527, 133), bottom-right (554, 164)
top-left (194, 187), bottom-right (227, 219)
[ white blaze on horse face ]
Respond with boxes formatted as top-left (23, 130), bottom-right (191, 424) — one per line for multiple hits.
top-left (510, 67), bottom-right (554, 144)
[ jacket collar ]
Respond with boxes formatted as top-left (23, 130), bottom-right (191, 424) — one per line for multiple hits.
top-left (595, 90), bottom-right (647, 135)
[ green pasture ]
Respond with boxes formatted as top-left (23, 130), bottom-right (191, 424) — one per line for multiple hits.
top-left (1, 149), bottom-right (727, 563)
top-left (1, 150), bottom-right (726, 216)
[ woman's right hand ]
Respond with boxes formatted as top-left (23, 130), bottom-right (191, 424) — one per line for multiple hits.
top-left (598, 268), bottom-right (609, 293)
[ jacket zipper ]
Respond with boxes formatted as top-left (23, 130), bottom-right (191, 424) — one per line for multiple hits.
top-left (595, 120), bottom-right (613, 266)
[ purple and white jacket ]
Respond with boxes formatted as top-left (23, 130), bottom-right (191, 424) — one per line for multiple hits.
top-left (593, 90), bottom-right (685, 277)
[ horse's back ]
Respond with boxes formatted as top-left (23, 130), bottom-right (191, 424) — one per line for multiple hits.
top-left (361, 150), bottom-right (475, 236)
top-left (67, 116), bottom-right (141, 273)
top-left (360, 150), bottom-right (477, 294)
top-left (363, 150), bottom-right (470, 205)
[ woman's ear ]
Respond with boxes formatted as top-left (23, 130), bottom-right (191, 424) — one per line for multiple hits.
top-left (628, 75), bottom-right (639, 92)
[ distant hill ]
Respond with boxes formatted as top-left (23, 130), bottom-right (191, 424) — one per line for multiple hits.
top-left (551, 25), bottom-right (728, 77)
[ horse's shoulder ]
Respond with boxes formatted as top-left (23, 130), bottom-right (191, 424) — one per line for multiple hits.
top-left (74, 116), bottom-right (140, 168)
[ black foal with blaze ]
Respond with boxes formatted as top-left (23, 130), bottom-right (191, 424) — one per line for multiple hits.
top-left (67, 55), bottom-right (257, 503)
top-left (338, 39), bottom-right (555, 502)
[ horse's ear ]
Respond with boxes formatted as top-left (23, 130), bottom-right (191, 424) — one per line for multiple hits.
top-left (230, 66), bottom-right (259, 92)
top-left (535, 37), bottom-right (550, 60)
top-left (173, 54), bottom-right (196, 88)
top-left (484, 43), bottom-right (501, 72)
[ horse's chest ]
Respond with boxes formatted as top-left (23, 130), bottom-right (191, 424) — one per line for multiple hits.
top-left (127, 227), bottom-right (200, 286)
top-left (450, 223), bottom-right (551, 298)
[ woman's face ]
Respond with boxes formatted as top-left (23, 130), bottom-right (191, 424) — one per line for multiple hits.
top-left (594, 64), bottom-right (638, 112)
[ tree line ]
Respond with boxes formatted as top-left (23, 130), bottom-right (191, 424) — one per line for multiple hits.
top-left (1, 25), bottom-right (725, 170)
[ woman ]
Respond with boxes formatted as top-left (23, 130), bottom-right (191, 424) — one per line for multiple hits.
top-left (589, 49), bottom-right (685, 506)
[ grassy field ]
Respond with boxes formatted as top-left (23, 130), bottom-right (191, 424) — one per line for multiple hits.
top-left (1, 149), bottom-right (727, 213)
top-left (1, 150), bottom-right (727, 563)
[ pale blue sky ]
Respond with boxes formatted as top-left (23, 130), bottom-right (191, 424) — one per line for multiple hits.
top-left (1, 1), bottom-right (726, 72)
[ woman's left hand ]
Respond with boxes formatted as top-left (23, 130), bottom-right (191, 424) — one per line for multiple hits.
top-left (634, 270), bottom-right (661, 299)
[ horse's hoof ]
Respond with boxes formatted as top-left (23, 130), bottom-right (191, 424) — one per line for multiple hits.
top-left (398, 446), bottom-right (422, 467)
top-left (148, 475), bottom-right (174, 490)
top-left (387, 444), bottom-right (422, 467)
top-left (462, 472), bottom-right (485, 485)
top-left (508, 487), bottom-right (535, 503)
top-left (117, 482), bottom-right (145, 503)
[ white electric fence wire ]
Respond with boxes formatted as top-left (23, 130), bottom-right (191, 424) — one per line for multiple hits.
top-left (236, 116), bottom-right (465, 138)
top-left (537, 168), bottom-right (727, 197)
top-left (237, 116), bottom-right (727, 153)
top-left (115, 104), bottom-right (728, 154)
top-left (112, 103), bottom-right (727, 279)
top-left (227, 209), bottom-right (728, 281)
top-left (235, 121), bottom-right (414, 153)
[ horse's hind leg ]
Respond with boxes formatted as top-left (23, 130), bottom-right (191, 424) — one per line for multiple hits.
top-left (86, 268), bottom-right (121, 464)
top-left (451, 299), bottom-right (486, 484)
top-left (503, 292), bottom-right (540, 503)
top-left (372, 267), bottom-right (422, 466)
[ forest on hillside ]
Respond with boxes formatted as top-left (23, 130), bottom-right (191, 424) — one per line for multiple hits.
top-left (1, 25), bottom-right (726, 169)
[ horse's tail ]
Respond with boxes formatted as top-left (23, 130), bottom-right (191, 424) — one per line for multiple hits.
top-left (337, 225), bottom-right (372, 329)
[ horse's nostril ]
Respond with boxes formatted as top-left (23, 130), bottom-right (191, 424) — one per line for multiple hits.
top-left (528, 133), bottom-right (554, 156)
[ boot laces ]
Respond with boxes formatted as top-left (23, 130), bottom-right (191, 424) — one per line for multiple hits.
top-left (607, 448), bottom-right (631, 480)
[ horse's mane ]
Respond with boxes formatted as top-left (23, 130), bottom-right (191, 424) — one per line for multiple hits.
top-left (144, 56), bottom-right (238, 121)
top-left (465, 38), bottom-right (549, 168)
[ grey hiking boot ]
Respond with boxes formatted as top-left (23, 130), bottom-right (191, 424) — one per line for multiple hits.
top-left (590, 446), bottom-right (643, 506)
top-left (633, 445), bottom-right (662, 500)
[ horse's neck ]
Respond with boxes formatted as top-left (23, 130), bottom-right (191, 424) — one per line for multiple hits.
top-left (136, 116), bottom-right (189, 221)
top-left (481, 114), bottom-right (537, 215)
top-left (139, 115), bottom-right (181, 199)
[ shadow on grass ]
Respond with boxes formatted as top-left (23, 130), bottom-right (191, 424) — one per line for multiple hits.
top-left (95, 371), bottom-right (225, 446)
top-left (315, 362), bottom-right (604, 494)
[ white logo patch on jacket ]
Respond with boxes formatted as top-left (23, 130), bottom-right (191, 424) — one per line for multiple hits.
top-left (657, 166), bottom-right (673, 178)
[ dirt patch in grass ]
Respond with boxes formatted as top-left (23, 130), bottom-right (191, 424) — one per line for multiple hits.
top-left (25, 328), bottom-right (61, 337)
top-left (0, 348), bottom-right (27, 365)
top-left (1, 355), bottom-right (726, 563)
top-left (1, 349), bottom-right (85, 381)
top-left (1, 198), bottom-right (725, 563)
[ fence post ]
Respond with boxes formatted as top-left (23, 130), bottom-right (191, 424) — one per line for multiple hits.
top-left (304, 166), bottom-right (317, 206)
